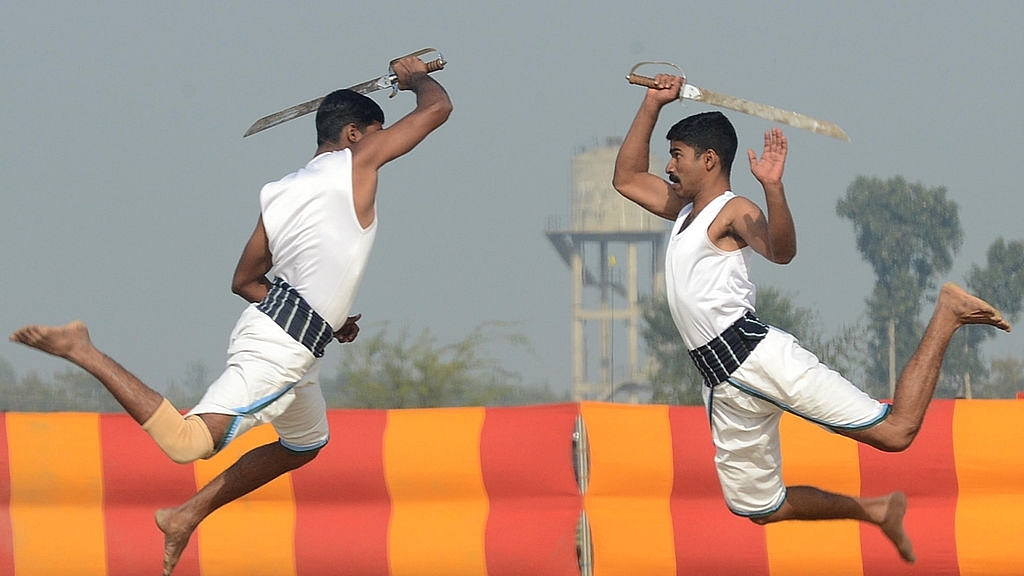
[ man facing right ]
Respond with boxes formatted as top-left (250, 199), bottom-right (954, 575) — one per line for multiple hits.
top-left (612, 74), bottom-right (1011, 563)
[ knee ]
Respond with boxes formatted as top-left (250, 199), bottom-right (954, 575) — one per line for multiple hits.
top-left (279, 441), bottom-right (323, 467)
top-left (873, 424), bottom-right (919, 453)
top-left (142, 399), bottom-right (215, 464)
top-left (876, 436), bottom-right (914, 453)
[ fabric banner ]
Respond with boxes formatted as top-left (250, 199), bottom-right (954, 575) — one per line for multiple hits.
top-left (1, 399), bottom-right (1022, 575)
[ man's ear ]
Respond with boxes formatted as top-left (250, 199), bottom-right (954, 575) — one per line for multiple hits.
top-left (343, 123), bottom-right (363, 144)
top-left (702, 149), bottom-right (719, 172)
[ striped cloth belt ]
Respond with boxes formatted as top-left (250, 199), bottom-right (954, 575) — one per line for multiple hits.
top-left (688, 312), bottom-right (769, 387)
top-left (256, 277), bottom-right (334, 358)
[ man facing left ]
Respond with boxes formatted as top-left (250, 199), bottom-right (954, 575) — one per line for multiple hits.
top-left (10, 54), bottom-right (452, 575)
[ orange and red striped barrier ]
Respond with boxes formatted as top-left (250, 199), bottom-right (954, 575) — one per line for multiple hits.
top-left (2, 399), bottom-right (1022, 575)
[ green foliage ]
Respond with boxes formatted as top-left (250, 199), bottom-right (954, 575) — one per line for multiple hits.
top-left (966, 237), bottom-right (1024, 321)
top-left (164, 360), bottom-right (210, 409)
top-left (640, 295), bottom-right (702, 405)
top-left (837, 176), bottom-right (962, 290)
top-left (943, 237), bottom-right (1024, 396)
top-left (837, 175), bottom-right (962, 392)
top-left (978, 356), bottom-right (1024, 398)
top-left (324, 322), bottom-right (565, 408)
top-left (0, 366), bottom-right (113, 412)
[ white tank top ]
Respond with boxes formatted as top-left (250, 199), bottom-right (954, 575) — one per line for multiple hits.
top-left (665, 191), bottom-right (756, 349)
top-left (259, 149), bottom-right (377, 329)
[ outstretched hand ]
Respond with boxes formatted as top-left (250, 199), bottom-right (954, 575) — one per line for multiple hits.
top-left (748, 128), bottom-right (787, 186)
top-left (334, 314), bottom-right (361, 344)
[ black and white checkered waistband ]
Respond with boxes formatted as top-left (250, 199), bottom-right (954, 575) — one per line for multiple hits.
top-left (688, 312), bottom-right (769, 387)
top-left (256, 277), bottom-right (334, 358)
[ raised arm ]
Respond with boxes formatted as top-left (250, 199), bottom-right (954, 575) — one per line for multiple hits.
top-left (348, 56), bottom-right (453, 228)
top-left (354, 55), bottom-right (453, 171)
top-left (612, 74), bottom-right (686, 220)
top-left (725, 128), bottom-right (796, 264)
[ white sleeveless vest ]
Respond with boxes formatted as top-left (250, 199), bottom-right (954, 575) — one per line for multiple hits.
top-left (259, 149), bottom-right (377, 329)
top-left (665, 191), bottom-right (756, 350)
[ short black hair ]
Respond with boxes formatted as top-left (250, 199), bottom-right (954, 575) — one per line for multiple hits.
top-left (315, 89), bottom-right (385, 146)
top-left (665, 111), bottom-right (738, 175)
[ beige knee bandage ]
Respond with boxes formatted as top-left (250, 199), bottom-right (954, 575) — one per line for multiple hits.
top-left (141, 398), bottom-right (215, 464)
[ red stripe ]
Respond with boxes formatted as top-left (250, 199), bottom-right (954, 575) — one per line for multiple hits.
top-left (858, 399), bottom-right (959, 574)
top-left (480, 404), bottom-right (581, 576)
top-left (0, 415), bottom-right (13, 576)
top-left (668, 405), bottom-right (771, 575)
top-left (291, 409), bottom-right (390, 576)
top-left (99, 413), bottom-right (200, 576)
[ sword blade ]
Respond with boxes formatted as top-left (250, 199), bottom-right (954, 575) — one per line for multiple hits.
top-left (683, 84), bottom-right (850, 141)
top-left (242, 74), bottom-right (394, 138)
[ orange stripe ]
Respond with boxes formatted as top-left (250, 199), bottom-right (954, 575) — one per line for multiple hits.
top-left (384, 407), bottom-right (488, 576)
top-left (767, 412), bottom-right (863, 576)
top-left (7, 413), bottom-right (108, 576)
top-left (953, 400), bottom-right (1024, 575)
top-left (193, 424), bottom-right (297, 576)
top-left (582, 402), bottom-right (676, 576)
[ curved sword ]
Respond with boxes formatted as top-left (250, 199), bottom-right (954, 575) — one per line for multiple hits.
top-left (627, 62), bottom-right (850, 141)
top-left (244, 48), bottom-right (446, 138)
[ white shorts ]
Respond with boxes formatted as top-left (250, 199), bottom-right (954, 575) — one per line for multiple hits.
top-left (188, 304), bottom-right (330, 453)
top-left (703, 327), bottom-right (889, 517)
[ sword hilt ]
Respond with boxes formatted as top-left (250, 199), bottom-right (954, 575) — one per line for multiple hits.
top-left (626, 73), bottom-right (659, 89)
top-left (626, 61), bottom-right (685, 94)
top-left (425, 56), bottom-right (446, 74)
top-left (386, 49), bottom-right (447, 97)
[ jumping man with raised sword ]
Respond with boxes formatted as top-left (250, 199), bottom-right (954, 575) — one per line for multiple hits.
top-left (611, 72), bottom-right (1010, 563)
top-left (10, 54), bottom-right (452, 575)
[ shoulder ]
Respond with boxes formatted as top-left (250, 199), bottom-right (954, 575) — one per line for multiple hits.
top-left (720, 194), bottom-right (762, 219)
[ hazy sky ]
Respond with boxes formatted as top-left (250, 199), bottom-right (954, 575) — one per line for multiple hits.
top-left (3, 1), bottom-right (1021, 395)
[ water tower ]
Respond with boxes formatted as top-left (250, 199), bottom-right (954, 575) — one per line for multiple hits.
top-left (546, 138), bottom-right (667, 401)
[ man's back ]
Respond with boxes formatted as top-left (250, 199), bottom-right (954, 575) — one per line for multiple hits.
top-left (260, 149), bottom-right (377, 329)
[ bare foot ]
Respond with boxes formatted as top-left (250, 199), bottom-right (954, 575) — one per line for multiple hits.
top-left (940, 283), bottom-right (1011, 332)
top-left (9, 320), bottom-right (94, 359)
top-left (878, 492), bottom-right (915, 563)
top-left (155, 507), bottom-right (196, 576)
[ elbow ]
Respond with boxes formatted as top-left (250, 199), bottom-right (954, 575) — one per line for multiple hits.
top-left (428, 99), bottom-right (453, 126)
top-left (611, 173), bottom-right (631, 197)
top-left (230, 271), bottom-right (251, 298)
top-left (774, 247), bottom-right (797, 265)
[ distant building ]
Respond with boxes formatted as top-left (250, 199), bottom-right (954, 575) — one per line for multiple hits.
top-left (546, 138), bottom-right (667, 402)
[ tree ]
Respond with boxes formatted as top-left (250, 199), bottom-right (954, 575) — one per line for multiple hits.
top-left (978, 356), bottom-right (1024, 398)
top-left (836, 175), bottom-right (962, 397)
top-left (944, 237), bottom-right (1024, 397)
top-left (53, 367), bottom-right (121, 412)
top-left (164, 360), bottom-right (210, 409)
top-left (0, 357), bottom-right (15, 388)
top-left (641, 295), bottom-right (702, 405)
top-left (324, 322), bottom-right (564, 408)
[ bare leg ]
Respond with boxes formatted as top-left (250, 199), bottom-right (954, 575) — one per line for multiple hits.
top-left (755, 486), bottom-right (914, 563)
top-left (155, 441), bottom-right (318, 576)
top-left (10, 320), bottom-right (234, 442)
top-left (9, 321), bottom-right (164, 423)
top-left (845, 283), bottom-right (1010, 451)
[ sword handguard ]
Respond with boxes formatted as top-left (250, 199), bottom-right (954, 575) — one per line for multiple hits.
top-left (626, 61), bottom-right (685, 91)
top-left (385, 50), bottom-right (447, 97)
